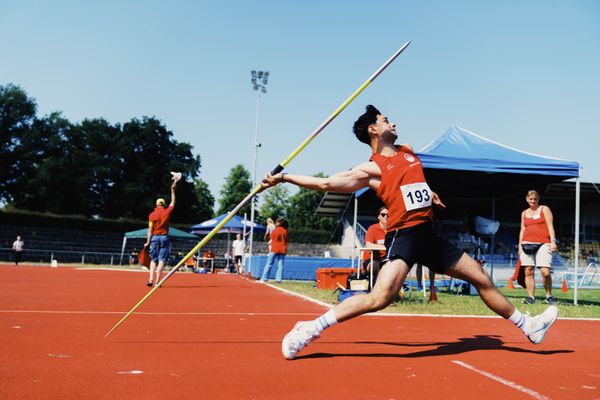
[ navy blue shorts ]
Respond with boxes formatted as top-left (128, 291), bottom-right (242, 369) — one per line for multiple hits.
top-left (149, 235), bottom-right (170, 263)
top-left (384, 223), bottom-right (464, 274)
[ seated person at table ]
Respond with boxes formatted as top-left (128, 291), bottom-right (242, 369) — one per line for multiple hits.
top-left (362, 206), bottom-right (388, 277)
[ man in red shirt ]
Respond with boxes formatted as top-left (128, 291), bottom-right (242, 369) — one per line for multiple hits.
top-left (259, 218), bottom-right (288, 283)
top-left (144, 174), bottom-right (180, 287)
top-left (362, 206), bottom-right (388, 277)
top-left (262, 105), bottom-right (558, 360)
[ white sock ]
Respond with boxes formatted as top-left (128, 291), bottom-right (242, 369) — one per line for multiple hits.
top-left (507, 308), bottom-right (529, 333)
top-left (314, 310), bottom-right (338, 333)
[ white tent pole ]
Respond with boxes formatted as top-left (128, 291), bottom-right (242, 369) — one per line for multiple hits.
top-left (227, 232), bottom-right (231, 272)
top-left (119, 236), bottom-right (127, 265)
top-left (574, 177), bottom-right (580, 305)
top-left (422, 266), bottom-right (427, 300)
top-left (243, 212), bottom-right (250, 275)
top-left (353, 193), bottom-right (358, 273)
top-left (243, 213), bottom-right (247, 238)
top-left (491, 197), bottom-right (496, 282)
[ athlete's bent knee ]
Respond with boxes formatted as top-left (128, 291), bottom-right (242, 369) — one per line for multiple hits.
top-left (469, 271), bottom-right (494, 291)
top-left (366, 292), bottom-right (394, 311)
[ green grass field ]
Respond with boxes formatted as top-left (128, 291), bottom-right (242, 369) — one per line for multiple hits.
top-left (276, 281), bottom-right (600, 319)
top-left (54, 264), bottom-right (600, 318)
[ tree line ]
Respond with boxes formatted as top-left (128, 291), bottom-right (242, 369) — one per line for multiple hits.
top-left (0, 83), bottom-right (337, 233)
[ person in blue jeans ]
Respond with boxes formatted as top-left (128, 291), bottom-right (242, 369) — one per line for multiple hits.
top-left (144, 172), bottom-right (180, 287)
top-left (260, 218), bottom-right (288, 283)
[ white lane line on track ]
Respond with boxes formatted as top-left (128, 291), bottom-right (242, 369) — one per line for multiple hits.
top-left (76, 268), bottom-right (147, 272)
top-left (2, 308), bottom-right (598, 321)
top-left (0, 310), bottom-right (321, 316)
top-left (452, 360), bottom-right (550, 400)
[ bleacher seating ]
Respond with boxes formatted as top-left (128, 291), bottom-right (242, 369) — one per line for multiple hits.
top-left (558, 239), bottom-right (600, 265)
top-left (0, 224), bottom-right (328, 265)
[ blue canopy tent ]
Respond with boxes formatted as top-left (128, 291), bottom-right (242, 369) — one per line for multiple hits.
top-left (190, 213), bottom-right (267, 235)
top-left (417, 126), bottom-right (581, 300)
top-left (418, 126), bottom-right (579, 178)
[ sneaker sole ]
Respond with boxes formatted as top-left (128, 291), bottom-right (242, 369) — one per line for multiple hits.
top-left (527, 306), bottom-right (558, 344)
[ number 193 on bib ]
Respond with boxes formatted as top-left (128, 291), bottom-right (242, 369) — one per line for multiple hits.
top-left (400, 182), bottom-right (432, 211)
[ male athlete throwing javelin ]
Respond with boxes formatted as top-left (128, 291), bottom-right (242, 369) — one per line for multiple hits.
top-left (261, 105), bottom-right (558, 360)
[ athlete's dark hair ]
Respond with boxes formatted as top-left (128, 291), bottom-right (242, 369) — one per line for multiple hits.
top-left (353, 105), bottom-right (381, 145)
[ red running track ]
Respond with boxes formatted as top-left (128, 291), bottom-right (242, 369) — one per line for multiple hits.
top-left (0, 264), bottom-right (598, 399)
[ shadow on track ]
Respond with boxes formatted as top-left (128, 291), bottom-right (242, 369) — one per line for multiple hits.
top-left (294, 335), bottom-right (573, 360)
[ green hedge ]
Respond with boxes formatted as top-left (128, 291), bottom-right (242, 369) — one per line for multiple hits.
top-left (0, 209), bottom-right (189, 232)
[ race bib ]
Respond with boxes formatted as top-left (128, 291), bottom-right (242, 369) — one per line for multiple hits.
top-left (400, 182), bottom-right (432, 211)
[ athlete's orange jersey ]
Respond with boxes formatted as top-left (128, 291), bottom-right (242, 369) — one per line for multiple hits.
top-left (370, 145), bottom-right (433, 231)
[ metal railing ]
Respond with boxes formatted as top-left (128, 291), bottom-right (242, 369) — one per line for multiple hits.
top-left (0, 247), bottom-right (125, 265)
top-left (0, 247), bottom-right (239, 271)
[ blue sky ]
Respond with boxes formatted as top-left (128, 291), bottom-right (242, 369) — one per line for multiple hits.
top-left (1, 0), bottom-right (599, 208)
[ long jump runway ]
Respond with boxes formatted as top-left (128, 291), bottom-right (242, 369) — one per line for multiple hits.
top-left (0, 265), bottom-right (598, 399)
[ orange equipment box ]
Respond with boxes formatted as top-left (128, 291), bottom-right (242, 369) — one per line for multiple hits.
top-left (316, 268), bottom-right (354, 289)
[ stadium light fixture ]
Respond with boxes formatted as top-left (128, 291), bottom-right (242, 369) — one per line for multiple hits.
top-left (249, 70), bottom-right (269, 273)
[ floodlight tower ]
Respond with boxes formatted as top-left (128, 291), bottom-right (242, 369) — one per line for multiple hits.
top-left (248, 70), bottom-right (269, 274)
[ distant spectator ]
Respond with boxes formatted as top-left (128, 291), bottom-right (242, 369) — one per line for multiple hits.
top-left (144, 172), bottom-right (181, 287)
top-left (519, 190), bottom-right (557, 305)
top-left (203, 249), bottom-right (216, 273)
top-left (224, 251), bottom-right (232, 272)
top-left (232, 233), bottom-right (247, 275)
top-left (260, 218), bottom-right (288, 283)
top-left (191, 253), bottom-right (199, 272)
top-left (129, 250), bottom-right (139, 265)
top-left (183, 251), bottom-right (195, 271)
top-left (264, 217), bottom-right (276, 252)
top-left (12, 235), bottom-right (24, 267)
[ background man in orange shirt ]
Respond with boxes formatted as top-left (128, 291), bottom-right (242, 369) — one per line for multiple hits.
top-left (260, 218), bottom-right (288, 283)
top-left (144, 172), bottom-right (181, 287)
top-left (362, 206), bottom-right (388, 278)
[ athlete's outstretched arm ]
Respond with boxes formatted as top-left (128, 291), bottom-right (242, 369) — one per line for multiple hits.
top-left (262, 162), bottom-right (379, 194)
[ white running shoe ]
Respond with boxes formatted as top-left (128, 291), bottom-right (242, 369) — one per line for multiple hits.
top-left (281, 321), bottom-right (320, 360)
top-left (526, 305), bottom-right (558, 344)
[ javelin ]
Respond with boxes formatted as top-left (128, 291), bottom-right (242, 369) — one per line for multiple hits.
top-left (105, 41), bottom-right (411, 337)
